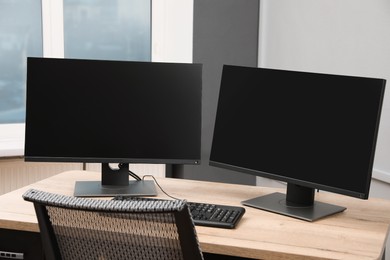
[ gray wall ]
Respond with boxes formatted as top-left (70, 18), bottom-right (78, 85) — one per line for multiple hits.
top-left (172, 0), bottom-right (259, 185)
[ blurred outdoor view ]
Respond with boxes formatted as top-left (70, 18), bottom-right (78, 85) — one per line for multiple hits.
top-left (64, 0), bottom-right (150, 60)
top-left (0, 0), bottom-right (42, 123)
top-left (0, 0), bottom-right (150, 124)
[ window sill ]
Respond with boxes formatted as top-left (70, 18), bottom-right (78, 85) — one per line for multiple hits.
top-left (373, 169), bottom-right (390, 184)
top-left (0, 124), bottom-right (24, 157)
top-left (0, 145), bottom-right (24, 158)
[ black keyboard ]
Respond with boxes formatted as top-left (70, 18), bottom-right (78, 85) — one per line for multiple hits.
top-left (113, 196), bottom-right (245, 229)
top-left (187, 201), bottom-right (245, 229)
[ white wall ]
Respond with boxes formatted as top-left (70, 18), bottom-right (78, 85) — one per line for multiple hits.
top-left (259, 0), bottom-right (390, 194)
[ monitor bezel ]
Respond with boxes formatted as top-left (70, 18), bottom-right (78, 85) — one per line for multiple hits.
top-left (24, 57), bottom-right (202, 166)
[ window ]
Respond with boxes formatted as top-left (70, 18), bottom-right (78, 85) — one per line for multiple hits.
top-left (63, 0), bottom-right (150, 61)
top-left (0, 0), bottom-right (151, 156)
top-left (0, 0), bottom-right (150, 125)
top-left (0, 0), bottom-right (43, 124)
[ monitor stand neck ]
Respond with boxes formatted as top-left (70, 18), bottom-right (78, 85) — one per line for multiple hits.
top-left (286, 183), bottom-right (314, 207)
top-left (101, 163), bottom-right (130, 186)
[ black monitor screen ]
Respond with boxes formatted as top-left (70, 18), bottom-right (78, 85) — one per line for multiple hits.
top-left (210, 65), bottom-right (386, 221)
top-left (25, 57), bottom-right (202, 196)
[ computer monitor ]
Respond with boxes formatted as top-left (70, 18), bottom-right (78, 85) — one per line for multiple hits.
top-left (25, 57), bottom-right (202, 197)
top-left (210, 65), bottom-right (386, 221)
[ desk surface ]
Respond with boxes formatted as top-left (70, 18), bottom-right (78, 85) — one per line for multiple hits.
top-left (0, 170), bottom-right (389, 260)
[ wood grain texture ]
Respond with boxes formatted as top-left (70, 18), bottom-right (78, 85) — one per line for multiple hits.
top-left (0, 170), bottom-right (389, 260)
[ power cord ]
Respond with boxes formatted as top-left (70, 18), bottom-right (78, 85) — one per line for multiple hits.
top-left (128, 169), bottom-right (141, 181)
top-left (124, 165), bottom-right (181, 200)
top-left (119, 163), bottom-right (142, 181)
top-left (142, 174), bottom-right (181, 200)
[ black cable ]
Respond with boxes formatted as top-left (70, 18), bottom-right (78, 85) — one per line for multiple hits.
top-left (142, 175), bottom-right (181, 200)
top-left (128, 170), bottom-right (142, 181)
top-left (119, 163), bottom-right (142, 181)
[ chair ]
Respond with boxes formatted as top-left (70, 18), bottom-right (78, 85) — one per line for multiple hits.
top-left (23, 189), bottom-right (203, 260)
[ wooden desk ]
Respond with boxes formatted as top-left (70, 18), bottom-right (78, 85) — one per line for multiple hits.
top-left (0, 170), bottom-right (389, 260)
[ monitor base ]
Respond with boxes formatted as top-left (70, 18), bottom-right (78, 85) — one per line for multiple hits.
top-left (74, 180), bottom-right (157, 197)
top-left (242, 192), bottom-right (346, 221)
